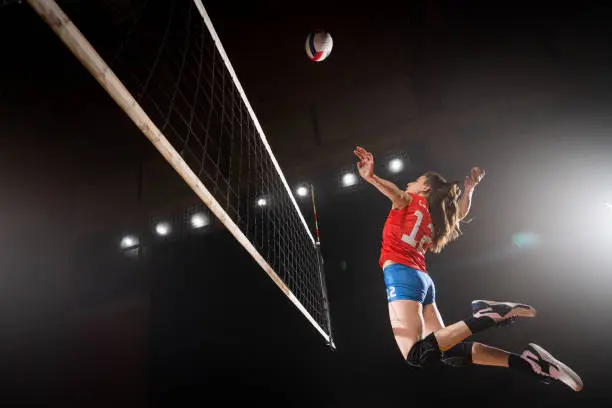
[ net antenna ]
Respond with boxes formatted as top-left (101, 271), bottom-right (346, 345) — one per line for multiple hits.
top-left (26, 0), bottom-right (334, 348)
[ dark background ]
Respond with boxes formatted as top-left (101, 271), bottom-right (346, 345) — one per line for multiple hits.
top-left (1, 0), bottom-right (611, 406)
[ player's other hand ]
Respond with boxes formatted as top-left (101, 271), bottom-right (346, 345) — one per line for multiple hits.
top-left (354, 146), bottom-right (374, 180)
top-left (464, 166), bottom-right (485, 192)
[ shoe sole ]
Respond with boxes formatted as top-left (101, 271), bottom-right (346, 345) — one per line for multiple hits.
top-left (529, 343), bottom-right (583, 392)
top-left (472, 299), bottom-right (537, 318)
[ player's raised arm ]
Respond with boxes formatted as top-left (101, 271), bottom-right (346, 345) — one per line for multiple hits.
top-left (458, 166), bottom-right (485, 221)
top-left (354, 146), bottom-right (411, 208)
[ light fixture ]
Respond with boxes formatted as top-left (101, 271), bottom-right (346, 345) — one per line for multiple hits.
top-left (296, 186), bottom-right (309, 197)
top-left (155, 221), bottom-right (171, 236)
top-left (342, 173), bottom-right (357, 187)
top-left (120, 235), bottom-right (139, 249)
top-left (191, 212), bottom-right (209, 229)
top-left (389, 158), bottom-right (403, 173)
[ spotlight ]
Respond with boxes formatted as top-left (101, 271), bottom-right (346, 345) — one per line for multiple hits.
top-left (296, 186), bottom-right (309, 197)
top-left (155, 221), bottom-right (171, 236)
top-left (120, 235), bottom-right (139, 249)
top-left (257, 198), bottom-right (267, 207)
top-left (389, 158), bottom-right (404, 173)
top-left (342, 172), bottom-right (357, 187)
top-left (191, 212), bottom-right (209, 229)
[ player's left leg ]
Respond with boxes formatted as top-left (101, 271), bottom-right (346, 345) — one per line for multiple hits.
top-left (421, 278), bottom-right (521, 368)
top-left (418, 275), bottom-right (535, 352)
top-left (422, 300), bottom-right (445, 336)
top-left (426, 301), bottom-right (536, 351)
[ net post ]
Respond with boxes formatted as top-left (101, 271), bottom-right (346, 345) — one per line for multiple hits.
top-left (311, 184), bottom-right (335, 350)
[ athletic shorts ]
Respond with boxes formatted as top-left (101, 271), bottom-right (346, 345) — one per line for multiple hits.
top-left (383, 263), bottom-right (436, 305)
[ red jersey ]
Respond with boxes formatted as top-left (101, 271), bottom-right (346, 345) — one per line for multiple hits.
top-left (379, 193), bottom-right (433, 272)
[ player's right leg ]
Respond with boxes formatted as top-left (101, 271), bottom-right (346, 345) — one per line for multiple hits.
top-left (437, 337), bottom-right (583, 391)
top-left (388, 298), bottom-right (424, 360)
top-left (384, 263), bottom-right (435, 366)
top-left (467, 341), bottom-right (583, 391)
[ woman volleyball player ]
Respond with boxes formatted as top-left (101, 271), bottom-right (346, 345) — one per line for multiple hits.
top-left (353, 146), bottom-right (582, 391)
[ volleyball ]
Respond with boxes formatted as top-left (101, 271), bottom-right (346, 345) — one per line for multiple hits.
top-left (305, 30), bottom-right (333, 62)
top-left (470, 166), bottom-right (485, 183)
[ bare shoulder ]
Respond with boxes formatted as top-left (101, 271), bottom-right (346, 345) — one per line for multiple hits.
top-left (391, 192), bottom-right (412, 210)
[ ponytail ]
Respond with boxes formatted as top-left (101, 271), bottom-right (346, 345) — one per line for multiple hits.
top-left (423, 172), bottom-right (462, 253)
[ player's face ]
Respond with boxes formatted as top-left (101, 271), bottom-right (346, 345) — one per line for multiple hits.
top-left (405, 175), bottom-right (430, 195)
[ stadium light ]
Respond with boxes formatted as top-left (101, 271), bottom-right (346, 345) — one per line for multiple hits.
top-left (191, 212), bottom-right (209, 229)
top-left (296, 185), bottom-right (309, 197)
top-left (155, 221), bottom-right (171, 236)
top-left (120, 235), bottom-right (139, 249)
top-left (257, 198), bottom-right (267, 207)
top-left (342, 172), bottom-right (357, 187)
top-left (389, 158), bottom-right (404, 173)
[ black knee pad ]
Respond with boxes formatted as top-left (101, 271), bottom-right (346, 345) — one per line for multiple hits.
top-left (405, 333), bottom-right (442, 368)
top-left (441, 342), bottom-right (473, 367)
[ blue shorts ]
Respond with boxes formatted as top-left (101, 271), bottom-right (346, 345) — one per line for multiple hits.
top-left (383, 264), bottom-right (436, 305)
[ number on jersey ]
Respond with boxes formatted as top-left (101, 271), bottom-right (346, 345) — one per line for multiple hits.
top-left (401, 210), bottom-right (433, 254)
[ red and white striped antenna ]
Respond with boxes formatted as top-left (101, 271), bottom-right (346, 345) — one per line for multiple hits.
top-left (310, 183), bottom-right (321, 246)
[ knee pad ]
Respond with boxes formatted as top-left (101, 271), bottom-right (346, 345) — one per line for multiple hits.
top-left (441, 342), bottom-right (473, 367)
top-left (405, 333), bottom-right (442, 368)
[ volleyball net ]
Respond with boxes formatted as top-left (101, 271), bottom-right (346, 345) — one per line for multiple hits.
top-left (26, 0), bottom-right (333, 347)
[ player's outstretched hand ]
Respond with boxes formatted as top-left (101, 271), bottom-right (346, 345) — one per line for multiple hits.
top-left (354, 146), bottom-right (374, 180)
top-left (464, 166), bottom-right (485, 192)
